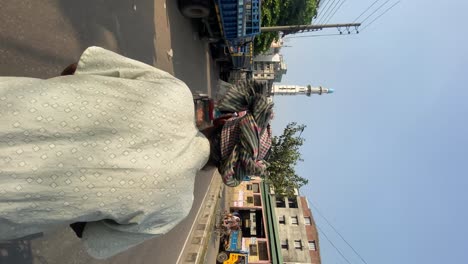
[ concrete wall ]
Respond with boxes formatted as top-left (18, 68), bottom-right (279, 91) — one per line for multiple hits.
top-left (228, 179), bottom-right (262, 209)
top-left (270, 196), bottom-right (322, 264)
top-left (274, 196), bottom-right (312, 263)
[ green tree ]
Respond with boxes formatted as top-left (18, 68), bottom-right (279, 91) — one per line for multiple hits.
top-left (254, 0), bottom-right (319, 54)
top-left (265, 122), bottom-right (309, 196)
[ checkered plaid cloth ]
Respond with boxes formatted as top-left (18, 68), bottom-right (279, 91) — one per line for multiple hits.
top-left (217, 81), bottom-right (274, 187)
top-left (259, 126), bottom-right (272, 160)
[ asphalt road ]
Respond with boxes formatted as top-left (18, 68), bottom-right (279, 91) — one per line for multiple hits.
top-left (0, 0), bottom-right (219, 263)
top-left (0, 0), bottom-right (218, 93)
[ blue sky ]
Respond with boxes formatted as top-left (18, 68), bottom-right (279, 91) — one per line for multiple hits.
top-left (271, 0), bottom-right (468, 263)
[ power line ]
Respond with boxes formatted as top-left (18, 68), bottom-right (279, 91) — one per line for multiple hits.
top-left (313, 0), bottom-right (332, 24)
top-left (318, 0), bottom-right (331, 9)
top-left (315, 0), bottom-right (337, 24)
top-left (361, 0), bottom-right (392, 24)
top-left (361, 1), bottom-right (401, 31)
top-left (310, 202), bottom-right (369, 264)
top-left (319, 0), bottom-right (341, 24)
top-left (353, 0), bottom-right (380, 23)
top-left (310, 0), bottom-right (329, 25)
top-left (320, 0), bottom-right (343, 25)
top-left (324, 0), bottom-right (348, 24)
top-left (317, 0), bottom-right (331, 14)
top-left (316, 225), bottom-right (353, 264)
top-left (285, 32), bottom-right (358, 39)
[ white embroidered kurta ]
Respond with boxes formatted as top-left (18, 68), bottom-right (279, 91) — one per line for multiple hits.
top-left (0, 47), bottom-right (210, 258)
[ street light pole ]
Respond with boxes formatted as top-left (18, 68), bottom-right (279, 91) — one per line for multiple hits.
top-left (261, 23), bottom-right (361, 34)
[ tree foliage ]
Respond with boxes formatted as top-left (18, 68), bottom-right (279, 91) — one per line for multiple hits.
top-left (265, 122), bottom-right (309, 197)
top-left (254, 0), bottom-right (319, 54)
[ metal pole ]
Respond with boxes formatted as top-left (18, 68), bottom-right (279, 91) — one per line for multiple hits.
top-left (260, 23), bottom-right (361, 32)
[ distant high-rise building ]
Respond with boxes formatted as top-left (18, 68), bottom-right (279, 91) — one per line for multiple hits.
top-left (253, 53), bottom-right (288, 86)
top-left (253, 38), bottom-right (288, 90)
top-left (271, 84), bottom-right (334, 97)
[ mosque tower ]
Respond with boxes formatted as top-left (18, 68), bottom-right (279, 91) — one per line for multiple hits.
top-left (271, 84), bottom-right (334, 96)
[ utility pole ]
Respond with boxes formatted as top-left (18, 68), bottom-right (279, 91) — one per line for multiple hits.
top-left (261, 23), bottom-right (361, 35)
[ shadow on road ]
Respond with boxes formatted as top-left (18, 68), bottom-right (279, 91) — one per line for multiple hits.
top-left (0, 241), bottom-right (33, 264)
top-left (57, 0), bottom-right (156, 65)
top-left (0, 0), bottom-right (156, 78)
top-left (165, 0), bottom-right (219, 93)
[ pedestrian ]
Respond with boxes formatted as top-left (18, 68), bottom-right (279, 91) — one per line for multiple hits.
top-left (0, 46), bottom-right (272, 259)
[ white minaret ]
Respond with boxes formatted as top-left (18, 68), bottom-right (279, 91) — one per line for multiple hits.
top-left (271, 84), bottom-right (334, 97)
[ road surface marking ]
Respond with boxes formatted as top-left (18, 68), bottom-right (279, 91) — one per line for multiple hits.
top-left (176, 170), bottom-right (217, 264)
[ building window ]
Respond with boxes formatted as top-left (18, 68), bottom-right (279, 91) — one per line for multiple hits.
top-left (291, 216), bottom-right (298, 225)
top-left (278, 215), bottom-right (285, 224)
top-left (275, 196), bottom-right (286, 208)
top-left (304, 217), bottom-right (312, 225)
top-left (294, 240), bottom-right (302, 249)
top-left (246, 196), bottom-right (253, 203)
top-left (246, 184), bottom-right (252, 190)
top-left (258, 241), bottom-right (269, 260)
top-left (281, 239), bottom-right (288, 249)
top-left (308, 240), bottom-right (317, 251)
top-left (252, 183), bottom-right (260, 193)
top-left (288, 197), bottom-right (298, 208)
top-left (253, 195), bottom-right (262, 206)
top-left (288, 197), bottom-right (297, 208)
top-left (249, 244), bottom-right (258, 256)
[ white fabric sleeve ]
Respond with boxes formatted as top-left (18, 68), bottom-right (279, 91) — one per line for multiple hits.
top-left (74, 46), bottom-right (177, 82)
top-left (81, 220), bottom-right (157, 259)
